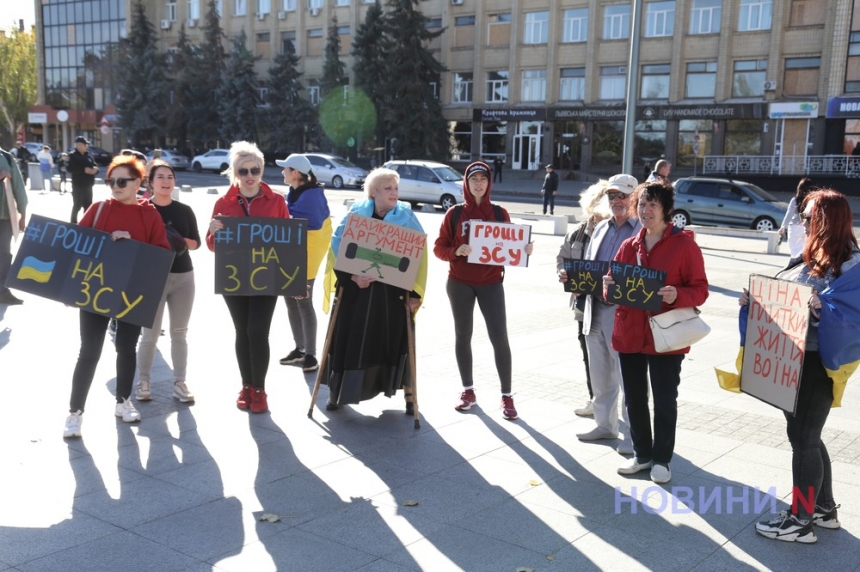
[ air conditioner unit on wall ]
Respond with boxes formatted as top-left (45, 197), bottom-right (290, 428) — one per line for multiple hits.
top-left (257, 12), bottom-right (266, 20)
top-left (451, 0), bottom-right (463, 5)
top-left (310, 7), bottom-right (320, 16)
top-left (186, 19), bottom-right (196, 28)
top-left (764, 80), bottom-right (777, 91)
top-left (278, 11), bottom-right (287, 19)
top-left (160, 19), bottom-right (171, 30)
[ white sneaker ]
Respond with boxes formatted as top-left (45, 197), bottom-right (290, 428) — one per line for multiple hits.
top-left (173, 381), bottom-right (195, 403)
top-left (135, 380), bottom-right (152, 401)
top-left (574, 400), bottom-right (594, 417)
top-left (63, 411), bottom-right (83, 438)
top-left (650, 464), bottom-right (672, 484)
top-left (115, 398), bottom-right (141, 423)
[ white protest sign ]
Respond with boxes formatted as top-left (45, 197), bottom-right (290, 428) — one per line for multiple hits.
top-left (466, 220), bottom-right (531, 267)
top-left (741, 274), bottom-right (811, 414)
top-left (334, 213), bottom-right (426, 291)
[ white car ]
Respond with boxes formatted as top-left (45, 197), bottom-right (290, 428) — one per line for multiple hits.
top-left (383, 160), bottom-right (464, 210)
top-left (148, 149), bottom-right (190, 171)
top-left (191, 149), bottom-right (230, 173)
top-left (305, 153), bottom-right (367, 189)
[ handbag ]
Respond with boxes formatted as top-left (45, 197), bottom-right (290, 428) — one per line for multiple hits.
top-left (649, 307), bottom-right (711, 353)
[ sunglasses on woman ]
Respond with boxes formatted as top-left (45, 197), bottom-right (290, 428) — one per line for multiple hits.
top-left (105, 177), bottom-right (138, 189)
top-left (237, 167), bottom-right (262, 176)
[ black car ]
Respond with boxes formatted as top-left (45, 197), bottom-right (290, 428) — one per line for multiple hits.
top-left (67, 146), bottom-right (113, 166)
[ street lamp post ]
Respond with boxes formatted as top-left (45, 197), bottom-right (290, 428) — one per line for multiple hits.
top-left (622, 0), bottom-right (643, 177)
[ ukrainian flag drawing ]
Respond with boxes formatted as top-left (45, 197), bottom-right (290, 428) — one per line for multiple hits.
top-left (16, 256), bottom-right (56, 283)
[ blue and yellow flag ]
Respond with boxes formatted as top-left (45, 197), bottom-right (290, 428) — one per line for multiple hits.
top-left (16, 256), bottom-right (56, 283)
top-left (818, 264), bottom-right (860, 407)
top-left (714, 304), bottom-right (746, 394)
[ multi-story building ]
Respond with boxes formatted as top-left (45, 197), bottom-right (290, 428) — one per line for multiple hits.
top-left (27, 0), bottom-right (860, 175)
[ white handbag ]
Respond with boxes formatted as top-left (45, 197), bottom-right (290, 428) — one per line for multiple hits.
top-left (649, 307), bottom-right (711, 353)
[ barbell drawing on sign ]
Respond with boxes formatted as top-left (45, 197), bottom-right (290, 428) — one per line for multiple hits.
top-left (344, 242), bottom-right (411, 279)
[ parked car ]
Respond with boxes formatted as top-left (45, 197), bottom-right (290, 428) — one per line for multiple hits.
top-left (383, 160), bottom-right (464, 210)
top-left (304, 153), bottom-right (367, 189)
top-left (20, 142), bottom-right (61, 162)
top-left (671, 177), bottom-right (789, 231)
top-left (65, 145), bottom-right (113, 166)
top-left (147, 149), bottom-right (190, 171)
top-left (191, 149), bottom-right (230, 173)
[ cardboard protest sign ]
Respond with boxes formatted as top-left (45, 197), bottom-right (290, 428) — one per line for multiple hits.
top-left (5, 214), bottom-right (174, 328)
top-left (466, 220), bottom-right (531, 267)
top-left (741, 274), bottom-right (811, 414)
top-left (562, 259), bottom-right (609, 295)
top-left (607, 261), bottom-right (666, 311)
top-left (213, 217), bottom-right (307, 296)
top-left (334, 213), bottom-right (426, 291)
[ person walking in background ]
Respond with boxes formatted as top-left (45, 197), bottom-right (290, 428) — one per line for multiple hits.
top-left (276, 153), bottom-right (333, 373)
top-left (206, 141), bottom-right (290, 414)
top-left (37, 145), bottom-right (54, 192)
top-left (67, 136), bottom-right (99, 224)
top-left (493, 156), bottom-right (504, 183)
top-left (135, 159), bottom-right (200, 405)
top-left (643, 162), bottom-right (651, 182)
top-left (541, 163), bottom-right (559, 215)
top-left (434, 161), bottom-right (533, 421)
top-left (0, 145), bottom-right (27, 306)
top-left (779, 177), bottom-right (817, 259)
top-left (57, 152), bottom-right (69, 194)
top-left (63, 155), bottom-right (171, 438)
top-left (608, 182), bottom-right (709, 484)
top-left (557, 180), bottom-right (611, 418)
top-left (14, 142), bottom-right (31, 188)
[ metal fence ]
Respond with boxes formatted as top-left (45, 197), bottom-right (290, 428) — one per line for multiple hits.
top-left (703, 155), bottom-right (860, 177)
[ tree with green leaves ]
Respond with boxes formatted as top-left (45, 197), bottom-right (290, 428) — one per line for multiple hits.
top-left (264, 40), bottom-right (316, 155)
top-left (0, 26), bottom-right (37, 147)
top-left (351, 1), bottom-right (387, 150)
top-left (115, 0), bottom-right (169, 147)
top-left (216, 29), bottom-right (260, 143)
top-left (185, 0), bottom-right (226, 149)
top-left (320, 16), bottom-right (347, 98)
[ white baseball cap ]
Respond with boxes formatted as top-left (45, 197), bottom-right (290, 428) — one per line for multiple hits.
top-left (606, 174), bottom-right (638, 195)
top-left (275, 153), bottom-right (312, 175)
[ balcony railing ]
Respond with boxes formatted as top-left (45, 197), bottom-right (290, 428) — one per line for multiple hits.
top-left (703, 155), bottom-right (860, 177)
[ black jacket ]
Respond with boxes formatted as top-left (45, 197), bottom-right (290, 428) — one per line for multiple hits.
top-left (67, 150), bottom-right (98, 188)
top-left (542, 170), bottom-right (559, 193)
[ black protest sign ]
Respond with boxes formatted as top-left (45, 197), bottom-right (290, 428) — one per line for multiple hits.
top-left (5, 214), bottom-right (174, 328)
top-left (607, 261), bottom-right (666, 311)
top-left (213, 216), bottom-right (307, 296)
top-left (562, 259), bottom-right (609, 295)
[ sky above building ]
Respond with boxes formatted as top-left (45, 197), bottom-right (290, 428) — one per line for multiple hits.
top-left (2, 1), bottom-right (36, 32)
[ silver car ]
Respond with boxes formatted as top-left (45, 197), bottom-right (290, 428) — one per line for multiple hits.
top-left (672, 177), bottom-right (789, 231)
top-left (191, 149), bottom-right (230, 173)
top-left (304, 153), bottom-right (367, 189)
top-left (383, 160), bottom-right (464, 210)
top-left (148, 150), bottom-right (190, 171)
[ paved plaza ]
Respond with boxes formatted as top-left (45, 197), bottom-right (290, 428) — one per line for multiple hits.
top-left (1, 178), bottom-right (859, 571)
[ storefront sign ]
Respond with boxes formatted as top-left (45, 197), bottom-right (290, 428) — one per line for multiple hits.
top-left (550, 107), bottom-right (626, 120)
top-left (28, 113), bottom-right (48, 124)
top-left (638, 103), bottom-right (765, 120)
top-left (5, 215), bottom-right (174, 328)
top-left (826, 96), bottom-right (860, 118)
top-left (213, 217), bottom-right (307, 296)
top-left (769, 102), bottom-right (819, 119)
top-left (607, 261), bottom-right (666, 311)
top-left (467, 221), bottom-right (531, 267)
top-left (474, 108), bottom-right (546, 122)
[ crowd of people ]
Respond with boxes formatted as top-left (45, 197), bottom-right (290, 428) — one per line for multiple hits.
top-left (1, 140), bottom-right (851, 544)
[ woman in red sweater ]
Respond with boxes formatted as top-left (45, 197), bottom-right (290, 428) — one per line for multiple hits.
top-left (64, 155), bottom-right (171, 438)
top-left (206, 141), bottom-right (290, 413)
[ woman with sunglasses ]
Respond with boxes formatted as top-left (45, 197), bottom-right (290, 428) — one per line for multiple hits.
top-left (206, 141), bottom-right (289, 413)
top-left (64, 155), bottom-right (171, 438)
top-left (135, 159), bottom-right (201, 405)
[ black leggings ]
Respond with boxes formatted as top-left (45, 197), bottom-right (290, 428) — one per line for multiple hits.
top-left (71, 186), bottom-right (93, 224)
top-left (69, 310), bottom-right (140, 412)
top-left (223, 295), bottom-right (278, 389)
top-left (446, 279), bottom-right (512, 393)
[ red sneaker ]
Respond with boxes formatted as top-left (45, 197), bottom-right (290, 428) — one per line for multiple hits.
top-left (454, 389), bottom-right (477, 411)
top-left (250, 388), bottom-right (268, 413)
top-left (501, 395), bottom-right (518, 421)
top-left (237, 385), bottom-right (252, 410)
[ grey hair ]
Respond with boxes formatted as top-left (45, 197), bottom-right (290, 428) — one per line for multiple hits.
top-left (223, 141), bottom-right (265, 184)
top-left (363, 167), bottom-right (400, 198)
top-left (579, 179), bottom-right (611, 220)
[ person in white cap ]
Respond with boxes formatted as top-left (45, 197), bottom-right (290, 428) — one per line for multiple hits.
top-left (576, 174), bottom-right (640, 453)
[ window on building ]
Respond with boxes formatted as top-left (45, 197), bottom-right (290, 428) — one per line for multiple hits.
top-left (634, 120), bottom-right (667, 167)
top-left (258, 0), bottom-right (271, 14)
top-left (234, 0), bottom-right (246, 16)
top-left (307, 28), bottom-right (324, 56)
top-left (283, 0), bottom-right (296, 11)
top-left (188, 0), bottom-right (200, 20)
top-left (426, 17), bottom-right (442, 28)
top-left (215, 0), bottom-right (222, 15)
top-left (677, 119), bottom-right (713, 166)
top-left (725, 119), bottom-right (763, 155)
top-left (335, 0), bottom-right (349, 6)
top-left (166, 0), bottom-right (177, 21)
top-left (430, 81), bottom-right (439, 99)
top-left (732, 59), bottom-right (767, 97)
top-left (783, 57), bottom-right (820, 96)
top-left (560, 68), bottom-right (585, 101)
top-left (256, 32), bottom-right (271, 58)
top-left (738, 0), bottom-right (772, 31)
top-left (521, 69), bottom-right (546, 101)
top-left (308, 0), bottom-right (322, 10)
top-left (308, 83), bottom-right (320, 105)
top-left (846, 32), bottom-right (860, 92)
top-left (685, 61), bottom-right (717, 98)
top-left (455, 15), bottom-right (476, 47)
top-left (599, 66), bottom-right (627, 100)
top-left (689, 0), bottom-right (720, 34)
top-left (645, 1), bottom-right (675, 37)
top-left (488, 13), bottom-right (511, 45)
top-left (486, 71), bottom-right (509, 103)
top-left (482, 121), bottom-right (507, 156)
top-left (603, 4), bottom-right (630, 40)
top-left (640, 64), bottom-right (670, 99)
top-left (281, 30), bottom-right (296, 53)
top-left (790, 0), bottom-right (825, 26)
top-left (453, 72), bottom-right (473, 103)
top-left (257, 85), bottom-right (269, 107)
top-left (450, 121), bottom-right (472, 161)
top-left (562, 8), bottom-right (588, 43)
top-left (593, 121), bottom-right (624, 164)
top-left (524, 11), bottom-right (549, 44)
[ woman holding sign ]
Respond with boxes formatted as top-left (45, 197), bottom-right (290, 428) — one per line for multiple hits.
top-left (321, 167), bottom-right (426, 413)
top-left (206, 141), bottom-right (290, 414)
top-left (747, 189), bottom-right (858, 543)
top-left (434, 161), bottom-right (533, 421)
top-left (604, 182), bottom-right (708, 483)
top-left (135, 159), bottom-right (201, 404)
top-left (63, 155), bottom-right (171, 438)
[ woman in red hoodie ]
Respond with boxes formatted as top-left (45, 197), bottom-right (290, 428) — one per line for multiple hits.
top-left (206, 141), bottom-right (290, 413)
top-left (434, 161), bottom-right (532, 421)
top-left (64, 155), bottom-right (171, 438)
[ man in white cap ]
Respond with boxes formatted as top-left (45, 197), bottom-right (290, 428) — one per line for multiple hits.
top-left (577, 174), bottom-right (641, 453)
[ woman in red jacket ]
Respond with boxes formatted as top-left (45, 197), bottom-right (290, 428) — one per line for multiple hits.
top-left (605, 182), bottom-right (709, 483)
top-left (206, 141), bottom-right (290, 413)
top-left (64, 155), bottom-right (171, 438)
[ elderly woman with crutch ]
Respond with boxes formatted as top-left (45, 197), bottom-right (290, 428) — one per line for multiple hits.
top-left (308, 168), bottom-right (427, 425)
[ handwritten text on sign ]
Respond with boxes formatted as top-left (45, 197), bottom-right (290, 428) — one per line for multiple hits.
top-left (335, 214), bottom-right (426, 291)
top-left (467, 221), bottom-right (531, 268)
top-left (741, 274), bottom-right (811, 414)
top-left (5, 214), bottom-right (174, 328)
top-left (563, 259), bottom-right (609, 295)
top-left (608, 261), bottom-right (667, 311)
top-left (214, 217), bottom-right (307, 296)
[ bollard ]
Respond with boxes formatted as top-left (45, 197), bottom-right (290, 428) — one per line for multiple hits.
top-left (181, 185), bottom-right (192, 193)
top-left (421, 203), bottom-right (435, 212)
top-left (208, 188), bottom-right (218, 194)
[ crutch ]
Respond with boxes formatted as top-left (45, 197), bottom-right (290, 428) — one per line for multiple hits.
top-left (405, 299), bottom-right (420, 429)
top-left (308, 286), bottom-right (343, 418)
